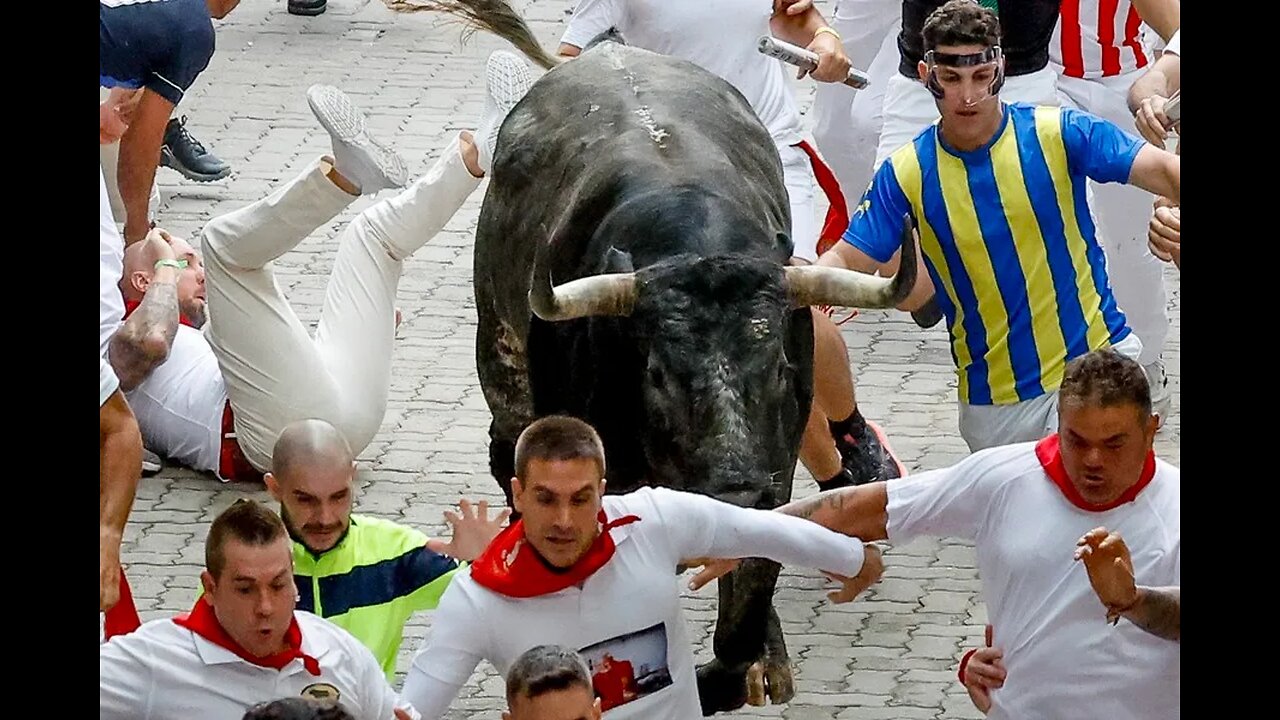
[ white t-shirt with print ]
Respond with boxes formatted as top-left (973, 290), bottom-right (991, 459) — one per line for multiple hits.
top-left (401, 486), bottom-right (868, 719)
top-left (100, 610), bottom-right (419, 720)
top-left (887, 442), bottom-right (1180, 720)
top-left (561, 0), bottom-right (805, 147)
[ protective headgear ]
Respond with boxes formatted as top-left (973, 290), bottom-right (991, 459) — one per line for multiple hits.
top-left (924, 46), bottom-right (1005, 101)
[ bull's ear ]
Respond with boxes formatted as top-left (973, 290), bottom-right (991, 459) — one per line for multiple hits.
top-left (775, 232), bottom-right (795, 256)
top-left (604, 247), bottom-right (634, 273)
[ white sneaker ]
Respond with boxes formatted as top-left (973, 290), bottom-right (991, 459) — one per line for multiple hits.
top-left (475, 50), bottom-right (534, 175)
top-left (306, 84), bottom-right (408, 194)
top-left (1145, 359), bottom-right (1173, 428)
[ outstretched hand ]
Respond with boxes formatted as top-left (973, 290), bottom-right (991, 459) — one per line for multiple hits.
top-left (685, 543), bottom-right (883, 604)
top-left (426, 499), bottom-right (511, 562)
top-left (1074, 526), bottom-right (1138, 623)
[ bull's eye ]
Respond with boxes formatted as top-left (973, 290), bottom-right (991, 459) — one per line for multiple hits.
top-left (648, 366), bottom-right (666, 387)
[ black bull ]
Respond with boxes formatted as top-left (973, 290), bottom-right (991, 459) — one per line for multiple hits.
top-left (390, 1), bottom-right (915, 713)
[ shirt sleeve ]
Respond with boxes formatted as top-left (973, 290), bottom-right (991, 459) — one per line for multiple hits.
top-left (885, 446), bottom-right (1012, 544)
top-left (400, 580), bottom-right (487, 719)
top-left (146, 21), bottom-right (215, 105)
top-left (1163, 30), bottom-right (1180, 57)
top-left (101, 357), bottom-right (121, 408)
top-left (840, 160), bottom-right (914, 264)
top-left (561, 0), bottom-right (625, 50)
top-left (100, 633), bottom-right (155, 720)
top-left (1059, 107), bottom-right (1145, 185)
top-left (643, 487), bottom-right (866, 577)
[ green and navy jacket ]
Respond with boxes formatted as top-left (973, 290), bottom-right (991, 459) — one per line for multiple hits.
top-left (292, 514), bottom-right (460, 679)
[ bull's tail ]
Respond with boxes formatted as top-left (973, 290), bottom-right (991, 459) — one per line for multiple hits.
top-left (383, 0), bottom-right (561, 70)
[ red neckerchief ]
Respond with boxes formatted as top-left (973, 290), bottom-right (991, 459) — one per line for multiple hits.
top-left (1035, 433), bottom-right (1156, 512)
top-left (470, 510), bottom-right (640, 598)
top-left (122, 298), bottom-right (199, 329)
top-left (173, 599), bottom-right (321, 676)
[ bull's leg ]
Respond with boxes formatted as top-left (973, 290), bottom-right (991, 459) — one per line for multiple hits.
top-left (695, 557), bottom-right (784, 715)
top-left (762, 604), bottom-right (794, 704)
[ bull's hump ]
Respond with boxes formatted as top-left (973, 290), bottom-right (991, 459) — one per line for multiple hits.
top-left (597, 42), bottom-right (672, 147)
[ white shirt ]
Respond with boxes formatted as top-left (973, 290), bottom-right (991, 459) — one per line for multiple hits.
top-left (101, 166), bottom-right (125, 359)
top-left (100, 356), bottom-right (120, 408)
top-left (561, 0), bottom-right (805, 147)
top-left (123, 323), bottom-right (228, 476)
top-left (402, 486), bottom-right (867, 719)
top-left (99, 610), bottom-right (420, 720)
top-left (1051, 0), bottom-right (1154, 79)
top-left (887, 442), bottom-right (1180, 720)
top-left (1164, 29), bottom-right (1180, 57)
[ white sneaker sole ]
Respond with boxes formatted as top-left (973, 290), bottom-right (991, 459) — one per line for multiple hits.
top-left (306, 85), bottom-right (408, 189)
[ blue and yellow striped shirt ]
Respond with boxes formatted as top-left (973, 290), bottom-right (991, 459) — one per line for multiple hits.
top-left (843, 103), bottom-right (1139, 405)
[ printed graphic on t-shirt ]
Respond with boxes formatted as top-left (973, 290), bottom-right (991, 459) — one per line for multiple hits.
top-left (580, 623), bottom-right (673, 712)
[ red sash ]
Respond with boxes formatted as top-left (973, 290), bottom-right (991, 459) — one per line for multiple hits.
top-left (173, 599), bottom-right (321, 676)
top-left (470, 510), bottom-right (640, 598)
top-left (1035, 434), bottom-right (1156, 511)
top-left (794, 140), bottom-right (850, 257)
top-left (103, 572), bottom-right (141, 639)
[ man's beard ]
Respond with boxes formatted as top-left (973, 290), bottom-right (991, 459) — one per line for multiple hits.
top-left (181, 298), bottom-right (208, 328)
top-left (280, 505), bottom-right (347, 555)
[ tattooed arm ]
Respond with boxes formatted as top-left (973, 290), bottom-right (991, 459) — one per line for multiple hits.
top-left (774, 483), bottom-right (891, 542)
top-left (109, 233), bottom-right (182, 392)
top-left (1119, 586), bottom-right (1180, 642)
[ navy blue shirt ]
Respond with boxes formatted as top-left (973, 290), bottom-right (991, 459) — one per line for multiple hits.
top-left (99, 0), bottom-right (216, 105)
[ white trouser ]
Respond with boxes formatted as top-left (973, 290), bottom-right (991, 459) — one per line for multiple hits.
top-left (958, 333), bottom-right (1143, 451)
top-left (874, 66), bottom-right (1061, 169)
top-left (202, 135), bottom-right (480, 469)
top-left (812, 0), bottom-right (902, 210)
top-left (99, 87), bottom-right (162, 226)
top-left (780, 142), bottom-right (820, 261)
top-left (101, 166), bottom-right (126, 358)
top-left (1056, 71), bottom-right (1168, 366)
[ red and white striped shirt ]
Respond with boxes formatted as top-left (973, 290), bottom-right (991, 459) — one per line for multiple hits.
top-left (1052, 0), bottom-right (1152, 79)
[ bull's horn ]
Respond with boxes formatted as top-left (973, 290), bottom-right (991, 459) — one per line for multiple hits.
top-left (528, 241), bottom-right (636, 321)
top-left (783, 213), bottom-right (919, 309)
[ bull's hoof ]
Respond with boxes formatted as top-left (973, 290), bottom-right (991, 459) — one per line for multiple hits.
top-left (746, 662), bottom-right (767, 707)
top-left (764, 657), bottom-right (795, 704)
top-left (695, 660), bottom-right (748, 716)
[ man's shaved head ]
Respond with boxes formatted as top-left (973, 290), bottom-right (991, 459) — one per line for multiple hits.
top-left (120, 229), bottom-right (208, 327)
top-left (272, 419), bottom-right (355, 478)
top-left (266, 419), bottom-right (358, 553)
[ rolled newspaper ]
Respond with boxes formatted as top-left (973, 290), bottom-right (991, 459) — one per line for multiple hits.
top-left (1164, 91), bottom-right (1180, 125)
top-left (758, 36), bottom-right (871, 89)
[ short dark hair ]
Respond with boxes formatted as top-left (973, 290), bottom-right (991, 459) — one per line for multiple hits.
top-left (1059, 350), bottom-right (1153, 418)
top-left (506, 645), bottom-right (594, 705)
top-left (514, 416), bottom-right (607, 480)
top-left (206, 499), bottom-right (289, 579)
top-left (243, 698), bottom-right (353, 720)
top-left (922, 0), bottom-right (1001, 53)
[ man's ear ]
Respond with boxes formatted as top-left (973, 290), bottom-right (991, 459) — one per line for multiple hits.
top-left (511, 477), bottom-right (525, 514)
top-left (200, 570), bottom-right (216, 601)
top-left (129, 270), bottom-right (151, 296)
top-left (918, 60), bottom-right (930, 83)
top-left (592, 696), bottom-right (603, 718)
top-left (501, 712), bottom-right (513, 720)
top-left (264, 472), bottom-right (282, 502)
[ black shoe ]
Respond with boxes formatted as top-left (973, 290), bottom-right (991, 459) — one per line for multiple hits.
top-left (831, 418), bottom-right (905, 485)
top-left (160, 116), bottom-right (231, 182)
top-left (911, 295), bottom-right (944, 328)
top-left (288, 0), bottom-right (327, 15)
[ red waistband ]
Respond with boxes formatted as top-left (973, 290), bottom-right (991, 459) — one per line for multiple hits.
top-left (219, 402), bottom-right (264, 484)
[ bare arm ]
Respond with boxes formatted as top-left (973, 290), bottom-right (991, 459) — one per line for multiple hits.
top-left (775, 483), bottom-right (890, 542)
top-left (116, 89), bottom-right (174, 244)
top-left (1128, 51), bottom-right (1180, 114)
top-left (108, 264), bottom-right (181, 392)
top-left (1130, 0), bottom-right (1180, 43)
top-left (558, 42), bottom-right (581, 58)
top-left (1121, 586), bottom-right (1180, 642)
top-left (768, 0), bottom-right (828, 46)
top-left (100, 389), bottom-right (142, 612)
top-left (1126, 145), bottom-right (1180, 204)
